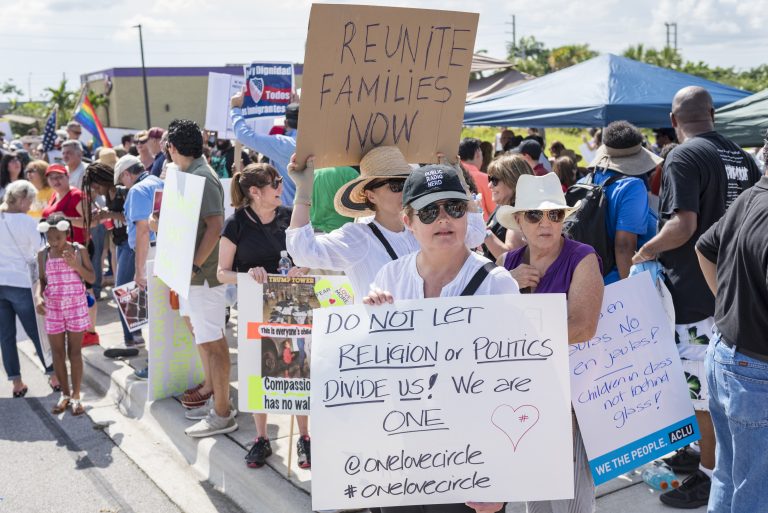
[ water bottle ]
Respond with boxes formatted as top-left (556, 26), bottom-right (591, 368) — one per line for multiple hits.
top-left (278, 250), bottom-right (291, 276)
top-left (642, 462), bottom-right (680, 491)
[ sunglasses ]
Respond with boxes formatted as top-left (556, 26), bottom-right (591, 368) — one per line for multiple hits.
top-left (37, 220), bottom-right (71, 233)
top-left (522, 209), bottom-right (567, 224)
top-left (416, 200), bottom-right (468, 224)
top-left (136, 139), bottom-right (147, 145)
top-left (488, 176), bottom-right (501, 186)
top-left (367, 178), bottom-right (406, 193)
top-left (257, 175), bottom-right (283, 189)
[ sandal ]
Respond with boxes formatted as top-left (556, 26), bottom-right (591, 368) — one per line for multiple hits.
top-left (52, 394), bottom-right (70, 414)
top-left (13, 386), bottom-right (28, 398)
top-left (181, 388), bottom-right (213, 409)
top-left (71, 398), bottom-right (85, 416)
top-left (48, 377), bottom-right (61, 393)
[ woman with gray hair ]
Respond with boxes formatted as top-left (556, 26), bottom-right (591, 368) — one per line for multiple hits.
top-left (0, 180), bottom-right (55, 396)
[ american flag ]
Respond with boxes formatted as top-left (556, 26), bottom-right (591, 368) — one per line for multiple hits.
top-left (41, 105), bottom-right (58, 152)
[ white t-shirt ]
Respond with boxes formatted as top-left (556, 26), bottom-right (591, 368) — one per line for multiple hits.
top-left (0, 212), bottom-right (43, 288)
top-left (372, 251), bottom-right (519, 300)
top-left (286, 213), bottom-right (486, 300)
top-left (68, 161), bottom-right (86, 190)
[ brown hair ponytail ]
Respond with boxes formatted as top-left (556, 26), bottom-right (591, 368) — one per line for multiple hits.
top-left (231, 163), bottom-right (279, 209)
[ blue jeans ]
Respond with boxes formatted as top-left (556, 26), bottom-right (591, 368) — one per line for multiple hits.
top-left (116, 242), bottom-right (141, 342)
top-left (706, 334), bottom-right (768, 513)
top-left (0, 285), bottom-right (52, 380)
top-left (90, 223), bottom-right (107, 297)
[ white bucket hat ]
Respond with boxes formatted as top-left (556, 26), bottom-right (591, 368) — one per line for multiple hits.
top-left (497, 173), bottom-right (582, 230)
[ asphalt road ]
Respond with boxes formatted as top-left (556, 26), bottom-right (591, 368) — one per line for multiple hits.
top-left (0, 350), bottom-right (243, 513)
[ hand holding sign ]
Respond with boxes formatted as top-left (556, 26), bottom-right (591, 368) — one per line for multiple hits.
top-left (231, 88), bottom-right (245, 109)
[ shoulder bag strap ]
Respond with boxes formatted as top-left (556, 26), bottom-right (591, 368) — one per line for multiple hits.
top-left (460, 261), bottom-right (496, 296)
top-left (367, 222), bottom-right (398, 261)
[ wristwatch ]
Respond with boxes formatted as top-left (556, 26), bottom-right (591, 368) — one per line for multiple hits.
top-left (192, 264), bottom-right (202, 275)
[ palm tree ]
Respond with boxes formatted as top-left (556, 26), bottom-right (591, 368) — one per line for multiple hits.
top-left (548, 44), bottom-right (598, 72)
top-left (87, 89), bottom-right (111, 126)
top-left (44, 79), bottom-right (77, 126)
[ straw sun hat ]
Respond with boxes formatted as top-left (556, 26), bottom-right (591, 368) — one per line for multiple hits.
top-left (333, 146), bottom-right (412, 217)
top-left (497, 173), bottom-right (582, 230)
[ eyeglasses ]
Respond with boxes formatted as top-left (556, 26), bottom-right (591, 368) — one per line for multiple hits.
top-left (522, 209), bottom-right (566, 224)
top-left (367, 178), bottom-right (405, 193)
top-left (37, 220), bottom-right (71, 233)
top-left (257, 175), bottom-right (283, 190)
top-left (488, 176), bottom-right (500, 186)
top-left (415, 200), bottom-right (468, 224)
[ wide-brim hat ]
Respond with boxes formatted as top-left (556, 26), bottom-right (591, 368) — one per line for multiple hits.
top-left (497, 173), bottom-right (582, 230)
top-left (333, 146), bottom-right (411, 218)
top-left (589, 143), bottom-right (662, 176)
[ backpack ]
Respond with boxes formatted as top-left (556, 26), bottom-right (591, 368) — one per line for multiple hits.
top-left (562, 172), bottom-right (626, 277)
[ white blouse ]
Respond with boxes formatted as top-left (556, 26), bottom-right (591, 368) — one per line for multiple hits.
top-left (285, 212), bottom-right (486, 300)
top-left (372, 251), bottom-right (519, 299)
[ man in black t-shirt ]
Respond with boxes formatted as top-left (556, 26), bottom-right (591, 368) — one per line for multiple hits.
top-left (695, 157), bottom-right (768, 513)
top-left (633, 86), bottom-right (761, 509)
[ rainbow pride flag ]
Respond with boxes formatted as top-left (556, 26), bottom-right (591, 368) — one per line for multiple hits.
top-left (73, 92), bottom-right (112, 148)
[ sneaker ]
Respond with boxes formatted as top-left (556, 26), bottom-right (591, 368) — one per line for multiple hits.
top-left (662, 446), bottom-right (701, 474)
top-left (185, 397), bottom-right (237, 420)
top-left (134, 367), bottom-right (148, 380)
top-left (125, 336), bottom-right (146, 349)
top-left (82, 331), bottom-right (100, 347)
top-left (245, 437), bottom-right (273, 468)
top-left (185, 410), bottom-right (238, 438)
top-left (659, 470), bottom-right (710, 509)
top-left (297, 435), bottom-right (311, 469)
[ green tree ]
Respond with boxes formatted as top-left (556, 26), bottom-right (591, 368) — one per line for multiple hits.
top-left (548, 44), bottom-right (598, 71)
top-left (87, 89), bottom-right (111, 126)
top-left (508, 35), bottom-right (550, 76)
top-left (1, 80), bottom-right (24, 99)
top-left (44, 79), bottom-right (78, 124)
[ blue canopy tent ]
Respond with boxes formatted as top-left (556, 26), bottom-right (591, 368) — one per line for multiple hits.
top-left (463, 54), bottom-right (751, 128)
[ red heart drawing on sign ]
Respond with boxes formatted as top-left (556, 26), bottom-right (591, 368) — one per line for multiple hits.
top-left (329, 298), bottom-right (336, 304)
top-left (491, 404), bottom-right (540, 451)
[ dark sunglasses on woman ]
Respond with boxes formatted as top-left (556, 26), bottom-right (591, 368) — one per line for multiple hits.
top-left (523, 209), bottom-right (566, 224)
top-left (416, 199), bottom-right (468, 224)
top-left (367, 178), bottom-right (405, 193)
top-left (258, 175), bottom-right (283, 189)
top-left (488, 176), bottom-right (500, 186)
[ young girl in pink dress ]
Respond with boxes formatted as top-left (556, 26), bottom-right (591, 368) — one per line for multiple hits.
top-left (35, 213), bottom-right (95, 416)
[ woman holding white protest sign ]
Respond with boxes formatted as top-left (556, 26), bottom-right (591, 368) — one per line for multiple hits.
top-left (497, 172), bottom-right (603, 513)
top-left (215, 162), bottom-right (311, 470)
top-left (364, 163), bottom-right (517, 513)
top-left (286, 146), bottom-right (486, 300)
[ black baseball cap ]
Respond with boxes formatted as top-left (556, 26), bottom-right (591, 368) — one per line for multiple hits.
top-left (511, 139), bottom-right (542, 160)
top-left (285, 103), bottom-right (299, 123)
top-left (402, 164), bottom-right (467, 210)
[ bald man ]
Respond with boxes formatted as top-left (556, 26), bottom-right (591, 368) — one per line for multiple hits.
top-left (634, 86), bottom-right (761, 509)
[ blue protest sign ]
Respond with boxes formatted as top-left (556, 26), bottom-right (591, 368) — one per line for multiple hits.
top-left (242, 62), bottom-right (294, 119)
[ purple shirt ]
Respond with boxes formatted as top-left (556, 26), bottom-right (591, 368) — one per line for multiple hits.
top-left (503, 237), bottom-right (600, 295)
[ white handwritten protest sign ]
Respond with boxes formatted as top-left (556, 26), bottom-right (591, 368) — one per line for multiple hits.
top-left (154, 168), bottom-right (204, 299)
top-left (296, 4), bottom-right (478, 167)
top-left (238, 274), bottom-right (354, 414)
top-left (147, 262), bottom-right (205, 401)
top-left (570, 273), bottom-right (700, 484)
top-left (310, 294), bottom-right (573, 510)
top-left (205, 72), bottom-right (245, 140)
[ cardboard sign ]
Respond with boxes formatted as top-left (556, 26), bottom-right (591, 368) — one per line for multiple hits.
top-left (112, 281), bottom-right (148, 331)
top-left (237, 274), bottom-right (354, 415)
top-left (242, 62), bottom-right (294, 119)
top-left (570, 273), bottom-right (700, 484)
top-left (147, 262), bottom-right (205, 402)
top-left (310, 294), bottom-right (573, 510)
top-left (154, 168), bottom-right (204, 299)
top-left (296, 4), bottom-right (478, 167)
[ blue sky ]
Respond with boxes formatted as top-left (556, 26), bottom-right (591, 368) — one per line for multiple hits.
top-left (2, 0), bottom-right (766, 102)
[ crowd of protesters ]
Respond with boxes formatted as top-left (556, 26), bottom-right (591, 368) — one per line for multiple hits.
top-left (1, 83), bottom-right (766, 513)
